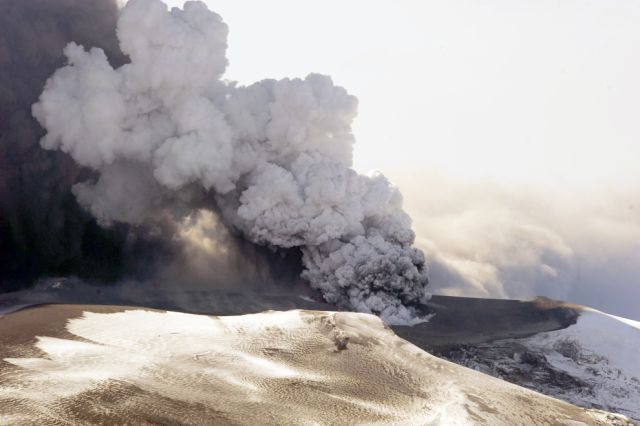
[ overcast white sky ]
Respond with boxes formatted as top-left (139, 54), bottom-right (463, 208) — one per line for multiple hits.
top-left (158, 0), bottom-right (640, 188)
top-left (158, 0), bottom-right (639, 318)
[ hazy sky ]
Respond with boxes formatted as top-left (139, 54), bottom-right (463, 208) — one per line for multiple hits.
top-left (155, 0), bottom-right (639, 318)
top-left (157, 0), bottom-right (640, 185)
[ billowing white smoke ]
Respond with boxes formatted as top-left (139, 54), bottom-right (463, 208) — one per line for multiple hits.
top-left (33, 0), bottom-right (429, 324)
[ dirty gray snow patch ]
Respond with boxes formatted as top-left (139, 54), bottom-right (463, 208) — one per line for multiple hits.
top-left (440, 309), bottom-right (640, 422)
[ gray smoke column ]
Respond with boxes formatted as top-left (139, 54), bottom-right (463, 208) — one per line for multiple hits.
top-left (33, 0), bottom-right (430, 324)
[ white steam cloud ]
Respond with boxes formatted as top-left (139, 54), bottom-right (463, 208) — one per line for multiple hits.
top-left (398, 173), bottom-right (640, 320)
top-left (32, 0), bottom-right (429, 324)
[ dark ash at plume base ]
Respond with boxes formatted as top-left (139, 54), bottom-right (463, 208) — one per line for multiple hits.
top-left (0, 0), bottom-right (129, 289)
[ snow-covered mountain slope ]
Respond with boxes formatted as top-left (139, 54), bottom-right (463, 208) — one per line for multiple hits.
top-left (439, 308), bottom-right (640, 422)
top-left (0, 305), bottom-right (632, 425)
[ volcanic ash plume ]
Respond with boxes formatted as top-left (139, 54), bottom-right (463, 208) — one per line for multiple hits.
top-left (33, 0), bottom-right (429, 324)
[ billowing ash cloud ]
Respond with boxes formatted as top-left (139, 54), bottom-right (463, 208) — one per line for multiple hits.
top-left (33, 0), bottom-right (429, 324)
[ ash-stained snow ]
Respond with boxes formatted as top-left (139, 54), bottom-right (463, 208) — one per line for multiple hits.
top-left (0, 306), bottom-right (632, 425)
